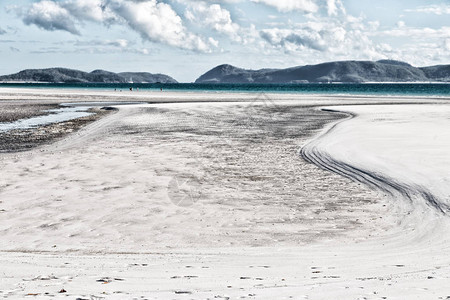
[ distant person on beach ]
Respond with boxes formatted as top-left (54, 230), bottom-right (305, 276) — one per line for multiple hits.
top-left (130, 87), bottom-right (133, 91)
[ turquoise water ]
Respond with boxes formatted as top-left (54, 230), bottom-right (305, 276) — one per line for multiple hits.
top-left (1, 82), bottom-right (449, 96)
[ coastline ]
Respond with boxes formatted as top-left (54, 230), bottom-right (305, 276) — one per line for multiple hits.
top-left (1, 82), bottom-right (450, 99)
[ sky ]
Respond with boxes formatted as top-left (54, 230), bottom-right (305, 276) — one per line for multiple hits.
top-left (0, 0), bottom-right (449, 82)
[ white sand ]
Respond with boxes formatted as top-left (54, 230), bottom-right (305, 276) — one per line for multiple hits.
top-left (1, 88), bottom-right (450, 299)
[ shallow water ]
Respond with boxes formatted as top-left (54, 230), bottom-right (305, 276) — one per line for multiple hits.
top-left (0, 102), bottom-right (142, 132)
top-left (61, 101), bottom-right (142, 107)
top-left (0, 106), bottom-right (93, 132)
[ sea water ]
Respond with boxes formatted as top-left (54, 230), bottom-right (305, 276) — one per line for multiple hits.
top-left (1, 82), bottom-right (449, 96)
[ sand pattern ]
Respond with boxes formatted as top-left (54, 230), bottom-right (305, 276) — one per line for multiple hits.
top-left (1, 89), bottom-right (450, 299)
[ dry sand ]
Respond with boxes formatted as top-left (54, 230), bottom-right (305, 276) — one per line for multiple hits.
top-left (1, 88), bottom-right (450, 299)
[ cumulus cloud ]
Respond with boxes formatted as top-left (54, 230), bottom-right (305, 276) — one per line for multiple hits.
top-left (260, 27), bottom-right (326, 51)
top-left (362, 24), bottom-right (450, 65)
top-left (260, 20), bottom-right (352, 52)
top-left (445, 39), bottom-right (450, 51)
top-left (406, 5), bottom-right (450, 15)
top-left (249, 0), bottom-right (346, 16)
top-left (12, 0), bottom-right (449, 67)
top-left (23, 0), bottom-right (80, 35)
top-left (254, 1), bottom-right (396, 62)
top-left (16, 0), bottom-right (215, 52)
top-left (258, 11), bottom-right (389, 64)
top-left (326, 0), bottom-right (345, 16)
top-left (185, 2), bottom-right (241, 41)
top-left (109, 0), bottom-right (213, 52)
top-left (251, 0), bottom-right (319, 13)
top-left (62, 0), bottom-right (117, 23)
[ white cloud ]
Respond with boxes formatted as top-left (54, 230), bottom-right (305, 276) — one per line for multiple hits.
top-left (23, 0), bottom-right (79, 35)
top-left (137, 48), bottom-right (149, 55)
top-left (258, 11), bottom-right (390, 64)
top-left (74, 39), bottom-right (129, 48)
top-left (445, 39), bottom-right (450, 51)
top-left (326, 0), bottom-right (337, 16)
top-left (397, 21), bottom-right (406, 28)
top-left (208, 37), bottom-right (219, 48)
top-left (251, 0), bottom-right (319, 13)
top-left (10, 0), bottom-right (450, 71)
top-left (376, 43), bottom-right (393, 53)
top-left (367, 21), bottom-right (380, 31)
top-left (406, 5), bottom-right (450, 15)
top-left (17, 0), bottom-right (215, 52)
top-left (62, 0), bottom-right (117, 23)
top-left (260, 27), bottom-right (327, 51)
top-left (326, 0), bottom-right (345, 16)
top-left (366, 25), bottom-right (450, 66)
top-left (109, 0), bottom-right (213, 52)
top-left (249, 0), bottom-right (344, 15)
top-left (185, 2), bottom-right (241, 41)
top-left (114, 39), bottom-right (128, 48)
top-left (371, 26), bottom-right (450, 39)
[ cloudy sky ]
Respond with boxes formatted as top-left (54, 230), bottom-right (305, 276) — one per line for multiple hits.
top-left (0, 0), bottom-right (449, 82)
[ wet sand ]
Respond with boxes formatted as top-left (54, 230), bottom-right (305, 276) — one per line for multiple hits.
top-left (0, 107), bottom-right (112, 152)
top-left (0, 103), bottom-right (60, 123)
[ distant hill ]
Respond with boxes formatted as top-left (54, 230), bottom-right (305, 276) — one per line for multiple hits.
top-left (195, 60), bottom-right (450, 83)
top-left (118, 72), bottom-right (177, 84)
top-left (420, 65), bottom-right (450, 81)
top-left (0, 68), bottom-right (177, 83)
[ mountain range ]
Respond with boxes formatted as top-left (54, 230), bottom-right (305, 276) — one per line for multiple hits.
top-left (0, 68), bottom-right (177, 83)
top-left (195, 60), bottom-right (450, 83)
top-left (1, 60), bottom-right (449, 84)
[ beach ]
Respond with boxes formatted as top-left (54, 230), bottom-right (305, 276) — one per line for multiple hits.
top-left (1, 88), bottom-right (450, 299)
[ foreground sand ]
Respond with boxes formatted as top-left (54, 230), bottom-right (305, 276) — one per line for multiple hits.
top-left (1, 88), bottom-right (450, 299)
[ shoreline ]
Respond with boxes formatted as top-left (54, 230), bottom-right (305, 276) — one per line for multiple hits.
top-left (1, 80), bottom-right (450, 84)
top-left (2, 86), bottom-right (450, 103)
top-left (1, 86), bottom-right (450, 101)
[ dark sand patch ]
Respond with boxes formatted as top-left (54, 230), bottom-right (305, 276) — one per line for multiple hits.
top-left (113, 104), bottom-right (392, 246)
top-left (0, 103), bottom-right (60, 123)
top-left (0, 108), bottom-right (112, 152)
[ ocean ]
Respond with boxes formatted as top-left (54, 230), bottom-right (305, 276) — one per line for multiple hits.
top-left (1, 82), bottom-right (449, 96)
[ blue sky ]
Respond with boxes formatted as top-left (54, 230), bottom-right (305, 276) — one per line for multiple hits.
top-left (1, 0), bottom-right (449, 82)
